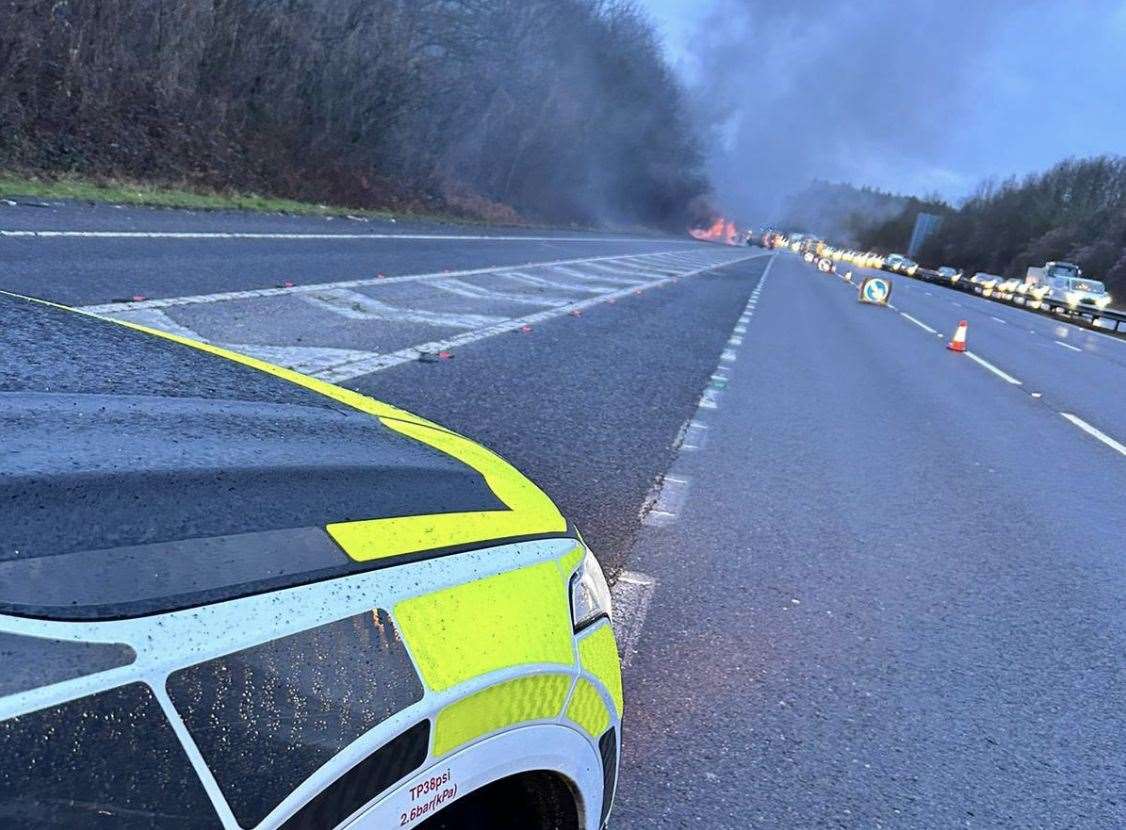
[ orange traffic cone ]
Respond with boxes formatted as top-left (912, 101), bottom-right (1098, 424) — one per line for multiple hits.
top-left (947, 320), bottom-right (968, 352)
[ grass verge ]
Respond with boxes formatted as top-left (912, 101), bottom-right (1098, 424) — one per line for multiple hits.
top-left (0, 172), bottom-right (436, 222)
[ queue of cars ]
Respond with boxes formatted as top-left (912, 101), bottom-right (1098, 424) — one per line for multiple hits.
top-left (761, 231), bottom-right (1115, 320)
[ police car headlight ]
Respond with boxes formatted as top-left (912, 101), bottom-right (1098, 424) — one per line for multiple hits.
top-left (1096, 295), bottom-right (1111, 308)
top-left (570, 549), bottom-right (612, 631)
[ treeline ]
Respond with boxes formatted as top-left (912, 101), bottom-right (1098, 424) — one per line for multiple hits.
top-left (778, 180), bottom-right (920, 247)
top-left (915, 157), bottom-right (1126, 295)
top-left (0, 0), bottom-right (709, 227)
top-left (848, 156), bottom-right (1126, 296)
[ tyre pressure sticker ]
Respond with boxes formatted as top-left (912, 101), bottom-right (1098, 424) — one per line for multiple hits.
top-left (401, 768), bottom-right (459, 826)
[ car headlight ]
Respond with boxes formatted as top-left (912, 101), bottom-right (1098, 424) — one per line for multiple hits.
top-left (1066, 291), bottom-right (1080, 305)
top-left (570, 549), bottom-right (612, 631)
top-left (1096, 295), bottom-right (1111, 308)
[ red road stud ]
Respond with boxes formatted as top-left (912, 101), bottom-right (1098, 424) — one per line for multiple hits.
top-left (947, 320), bottom-right (968, 352)
top-left (569, 309), bottom-right (582, 317)
top-left (520, 324), bottom-right (533, 333)
top-left (276, 281), bottom-right (294, 288)
top-left (131, 295), bottom-right (146, 302)
top-left (438, 351), bottom-right (453, 359)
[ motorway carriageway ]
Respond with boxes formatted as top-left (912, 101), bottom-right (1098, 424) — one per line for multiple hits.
top-left (3, 203), bottom-right (1123, 827)
top-left (614, 252), bottom-right (1124, 828)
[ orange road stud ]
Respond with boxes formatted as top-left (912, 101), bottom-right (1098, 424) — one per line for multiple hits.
top-left (947, 320), bottom-right (968, 352)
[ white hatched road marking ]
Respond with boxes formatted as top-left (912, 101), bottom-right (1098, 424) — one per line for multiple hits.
top-left (104, 307), bottom-right (381, 373)
top-left (79, 248), bottom-right (718, 314)
top-left (300, 288), bottom-right (506, 328)
top-left (430, 278), bottom-right (570, 307)
top-left (313, 257), bottom-right (760, 380)
top-left (580, 260), bottom-right (655, 278)
top-left (548, 264), bottom-right (645, 287)
top-left (500, 270), bottom-right (613, 294)
top-left (83, 248), bottom-right (760, 381)
top-left (1060, 413), bottom-right (1126, 457)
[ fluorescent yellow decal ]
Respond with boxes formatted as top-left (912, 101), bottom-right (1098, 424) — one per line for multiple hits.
top-left (49, 309), bottom-right (566, 562)
top-left (565, 677), bottom-right (611, 737)
top-left (558, 545), bottom-right (585, 576)
top-left (432, 674), bottom-right (571, 757)
top-left (578, 622), bottom-right (623, 715)
top-left (395, 562), bottom-right (574, 692)
top-left (328, 418), bottom-right (565, 562)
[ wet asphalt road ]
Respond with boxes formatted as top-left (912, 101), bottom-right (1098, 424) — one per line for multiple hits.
top-left (614, 253), bottom-right (1125, 828)
top-left (3, 202), bottom-right (1123, 827)
top-left (0, 201), bottom-right (755, 571)
top-left (0, 201), bottom-right (698, 307)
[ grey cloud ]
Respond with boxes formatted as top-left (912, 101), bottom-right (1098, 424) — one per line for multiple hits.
top-left (666, 0), bottom-right (1126, 221)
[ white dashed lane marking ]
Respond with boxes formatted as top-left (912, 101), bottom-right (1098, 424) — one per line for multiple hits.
top-left (964, 351), bottom-right (1023, 385)
top-left (900, 312), bottom-right (938, 335)
top-left (1060, 413), bottom-right (1126, 458)
top-left (1055, 340), bottom-right (1083, 353)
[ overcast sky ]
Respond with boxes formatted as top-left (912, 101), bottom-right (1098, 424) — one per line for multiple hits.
top-left (642, 0), bottom-right (1126, 222)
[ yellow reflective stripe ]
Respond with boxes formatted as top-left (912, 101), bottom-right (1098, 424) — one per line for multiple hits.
top-left (577, 622), bottom-right (623, 716)
top-left (68, 315), bottom-right (566, 562)
top-left (565, 677), bottom-right (610, 738)
top-left (432, 674), bottom-right (571, 757)
top-left (394, 561), bottom-right (574, 692)
top-left (328, 418), bottom-right (565, 562)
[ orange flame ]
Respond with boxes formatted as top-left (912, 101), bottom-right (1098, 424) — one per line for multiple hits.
top-left (690, 216), bottom-right (738, 245)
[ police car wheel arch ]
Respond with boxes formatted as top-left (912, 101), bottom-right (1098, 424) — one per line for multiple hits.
top-left (0, 537), bottom-right (622, 828)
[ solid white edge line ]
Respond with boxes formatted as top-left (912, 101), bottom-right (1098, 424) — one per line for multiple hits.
top-left (964, 351), bottom-right (1022, 385)
top-left (0, 228), bottom-right (679, 243)
top-left (1060, 413), bottom-right (1126, 457)
top-left (899, 312), bottom-right (938, 334)
top-left (1055, 340), bottom-right (1083, 352)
